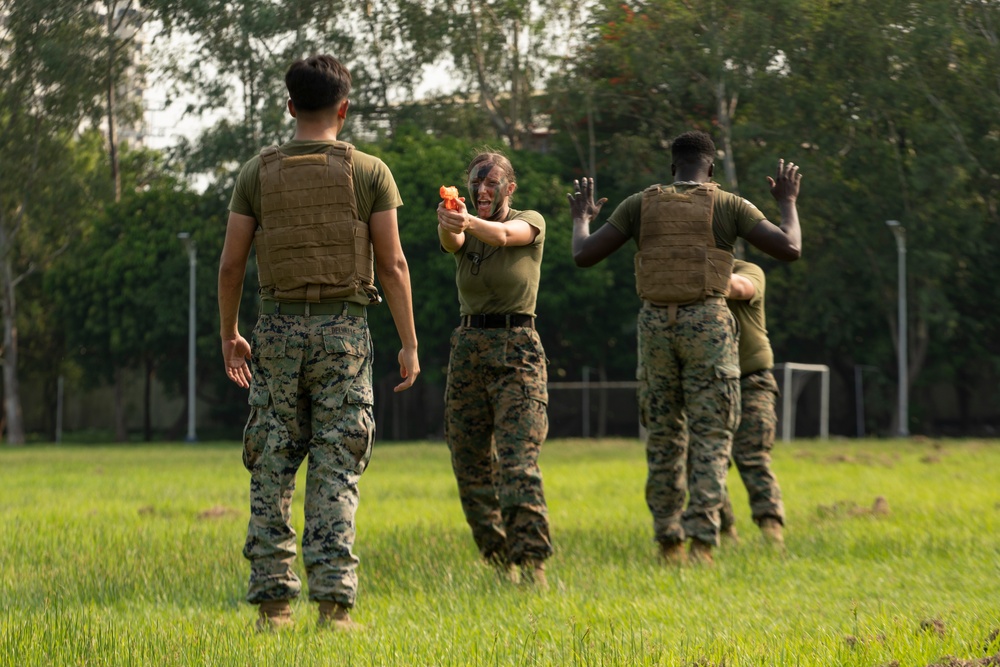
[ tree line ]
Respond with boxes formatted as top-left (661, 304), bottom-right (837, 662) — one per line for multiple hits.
top-left (3, 0), bottom-right (998, 443)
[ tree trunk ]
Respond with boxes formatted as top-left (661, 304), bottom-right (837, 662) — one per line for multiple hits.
top-left (105, 0), bottom-right (121, 203)
top-left (715, 82), bottom-right (740, 194)
top-left (466, 0), bottom-right (518, 146)
top-left (143, 357), bottom-right (153, 442)
top-left (114, 367), bottom-right (127, 442)
top-left (1, 251), bottom-right (25, 445)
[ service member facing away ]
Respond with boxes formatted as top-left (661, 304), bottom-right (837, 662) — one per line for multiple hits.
top-left (718, 259), bottom-right (786, 547)
top-left (567, 131), bottom-right (801, 566)
top-left (218, 54), bottom-right (420, 632)
top-left (437, 150), bottom-right (553, 588)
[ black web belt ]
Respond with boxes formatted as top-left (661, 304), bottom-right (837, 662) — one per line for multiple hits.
top-left (461, 314), bottom-right (534, 329)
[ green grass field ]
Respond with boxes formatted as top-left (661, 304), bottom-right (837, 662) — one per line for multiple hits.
top-left (1, 438), bottom-right (999, 666)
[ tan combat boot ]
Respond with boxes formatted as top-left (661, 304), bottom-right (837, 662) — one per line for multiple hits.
top-left (487, 554), bottom-right (520, 584)
top-left (759, 518), bottom-right (785, 547)
top-left (720, 524), bottom-right (741, 546)
top-left (255, 599), bottom-right (293, 633)
top-left (318, 601), bottom-right (364, 632)
top-left (499, 562), bottom-right (521, 585)
top-left (688, 539), bottom-right (715, 566)
top-left (520, 559), bottom-right (548, 590)
top-left (658, 541), bottom-right (687, 566)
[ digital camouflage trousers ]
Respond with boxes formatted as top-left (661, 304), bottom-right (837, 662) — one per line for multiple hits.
top-left (720, 369), bottom-right (785, 530)
top-left (242, 312), bottom-right (375, 608)
top-left (638, 302), bottom-right (741, 548)
top-left (444, 325), bottom-right (552, 565)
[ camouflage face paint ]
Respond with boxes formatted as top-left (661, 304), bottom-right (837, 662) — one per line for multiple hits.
top-left (468, 164), bottom-right (509, 220)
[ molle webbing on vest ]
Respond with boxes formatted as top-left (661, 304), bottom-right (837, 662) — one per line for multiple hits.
top-left (255, 143), bottom-right (375, 302)
top-left (635, 182), bottom-right (734, 305)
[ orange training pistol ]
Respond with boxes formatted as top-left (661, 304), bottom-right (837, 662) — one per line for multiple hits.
top-left (440, 185), bottom-right (465, 211)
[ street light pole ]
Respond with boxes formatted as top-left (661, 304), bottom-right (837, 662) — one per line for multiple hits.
top-left (885, 220), bottom-right (908, 437)
top-left (178, 232), bottom-right (197, 442)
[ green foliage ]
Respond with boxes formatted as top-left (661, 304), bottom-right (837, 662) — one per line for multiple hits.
top-left (42, 149), bottom-right (254, 437)
top-left (2, 438), bottom-right (999, 665)
top-left (749, 0), bottom-right (1000, 407)
top-left (0, 0), bottom-right (140, 442)
top-left (152, 0), bottom-right (438, 175)
top-left (11, 0), bottom-right (1000, 437)
top-left (412, 0), bottom-right (585, 148)
top-left (546, 0), bottom-right (1000, 432)
top-left (549, 0), bottom-right (800, 196)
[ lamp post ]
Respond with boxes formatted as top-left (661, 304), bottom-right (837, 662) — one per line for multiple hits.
top-left (885, 220), bottom-right (908, 437)
top-left (178, 232), bottom-right (197, 442)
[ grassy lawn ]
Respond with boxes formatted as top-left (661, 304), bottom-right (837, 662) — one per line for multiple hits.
top-left (1, 437), bottom-right (998, 666)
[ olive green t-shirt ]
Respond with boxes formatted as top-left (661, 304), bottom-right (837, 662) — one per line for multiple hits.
top-left (228, 140), bottom-right (403, 228)
top-left (452, 209), bottom-right (545, 317)
top-left (606, 182), bottom-right (766, 253)
top-left (727, 260), bottom-right (774, 375)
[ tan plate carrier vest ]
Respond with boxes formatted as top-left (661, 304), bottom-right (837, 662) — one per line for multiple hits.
top-left (635, 182), bottom-right (734, 305)
top-left (255, 142), bottom-right (377, 303)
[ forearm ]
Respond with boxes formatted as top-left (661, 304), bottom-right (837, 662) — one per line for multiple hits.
top-left (777, 200), bottom-right (802, 252)
top-left (467, 216), bottom-right (516, 246)
top-left (437, 223), bottom-right (464, 253)
top-left (218, 261), bottom-right (247, 337)
top-left (378, 258), bottom-right (419, 350)
top-left (572, 218), bottom-right (600, 267)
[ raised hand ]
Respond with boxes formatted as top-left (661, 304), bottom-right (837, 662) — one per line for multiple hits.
top-left (767, 159), bottom-right (802, 203)
top-left (567, 177), bottom-right (608, 223)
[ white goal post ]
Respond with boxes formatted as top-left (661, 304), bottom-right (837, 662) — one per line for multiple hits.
top-left (546, 363), bottom-right (830, 441)
top-left (774, 362), bottom-right (830, 442)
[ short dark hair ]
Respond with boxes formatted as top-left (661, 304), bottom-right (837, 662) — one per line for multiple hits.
top-left (671, 131), bottom-right (716, 168)
top-left (285, 55), bottom-right (352, 112)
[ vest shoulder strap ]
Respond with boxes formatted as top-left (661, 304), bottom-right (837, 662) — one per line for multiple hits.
top-left (260, 145), bottom-right (281, 164)
top-left (320, 141), bottom-right (355, 160)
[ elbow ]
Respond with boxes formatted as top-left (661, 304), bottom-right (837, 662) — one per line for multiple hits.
top-left (782, 245), bottom-right (802, 261)
top-left (218, 261), bottom-right (244, 287)
top-left (770, 243), bottom-right (801, 262)
top-left (572, 244), bottom-right (598, 267)
top-left (377, 256), bottom-right (410, 286)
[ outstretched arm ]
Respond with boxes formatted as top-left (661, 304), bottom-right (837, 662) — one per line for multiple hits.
top-left (371, 208), bottom-right (420, 392)
top-left (744, 159), bottom-right (802, 261)
top-left (567, 177), bottom-right (629, 267)
top-left (437, 199), bottom-right (538, 248)
top-left (218, 212), bottom-right (256, 388)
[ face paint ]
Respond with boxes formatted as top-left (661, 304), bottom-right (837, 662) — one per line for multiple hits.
top-left (468, 164), bottom-right (509, 220)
